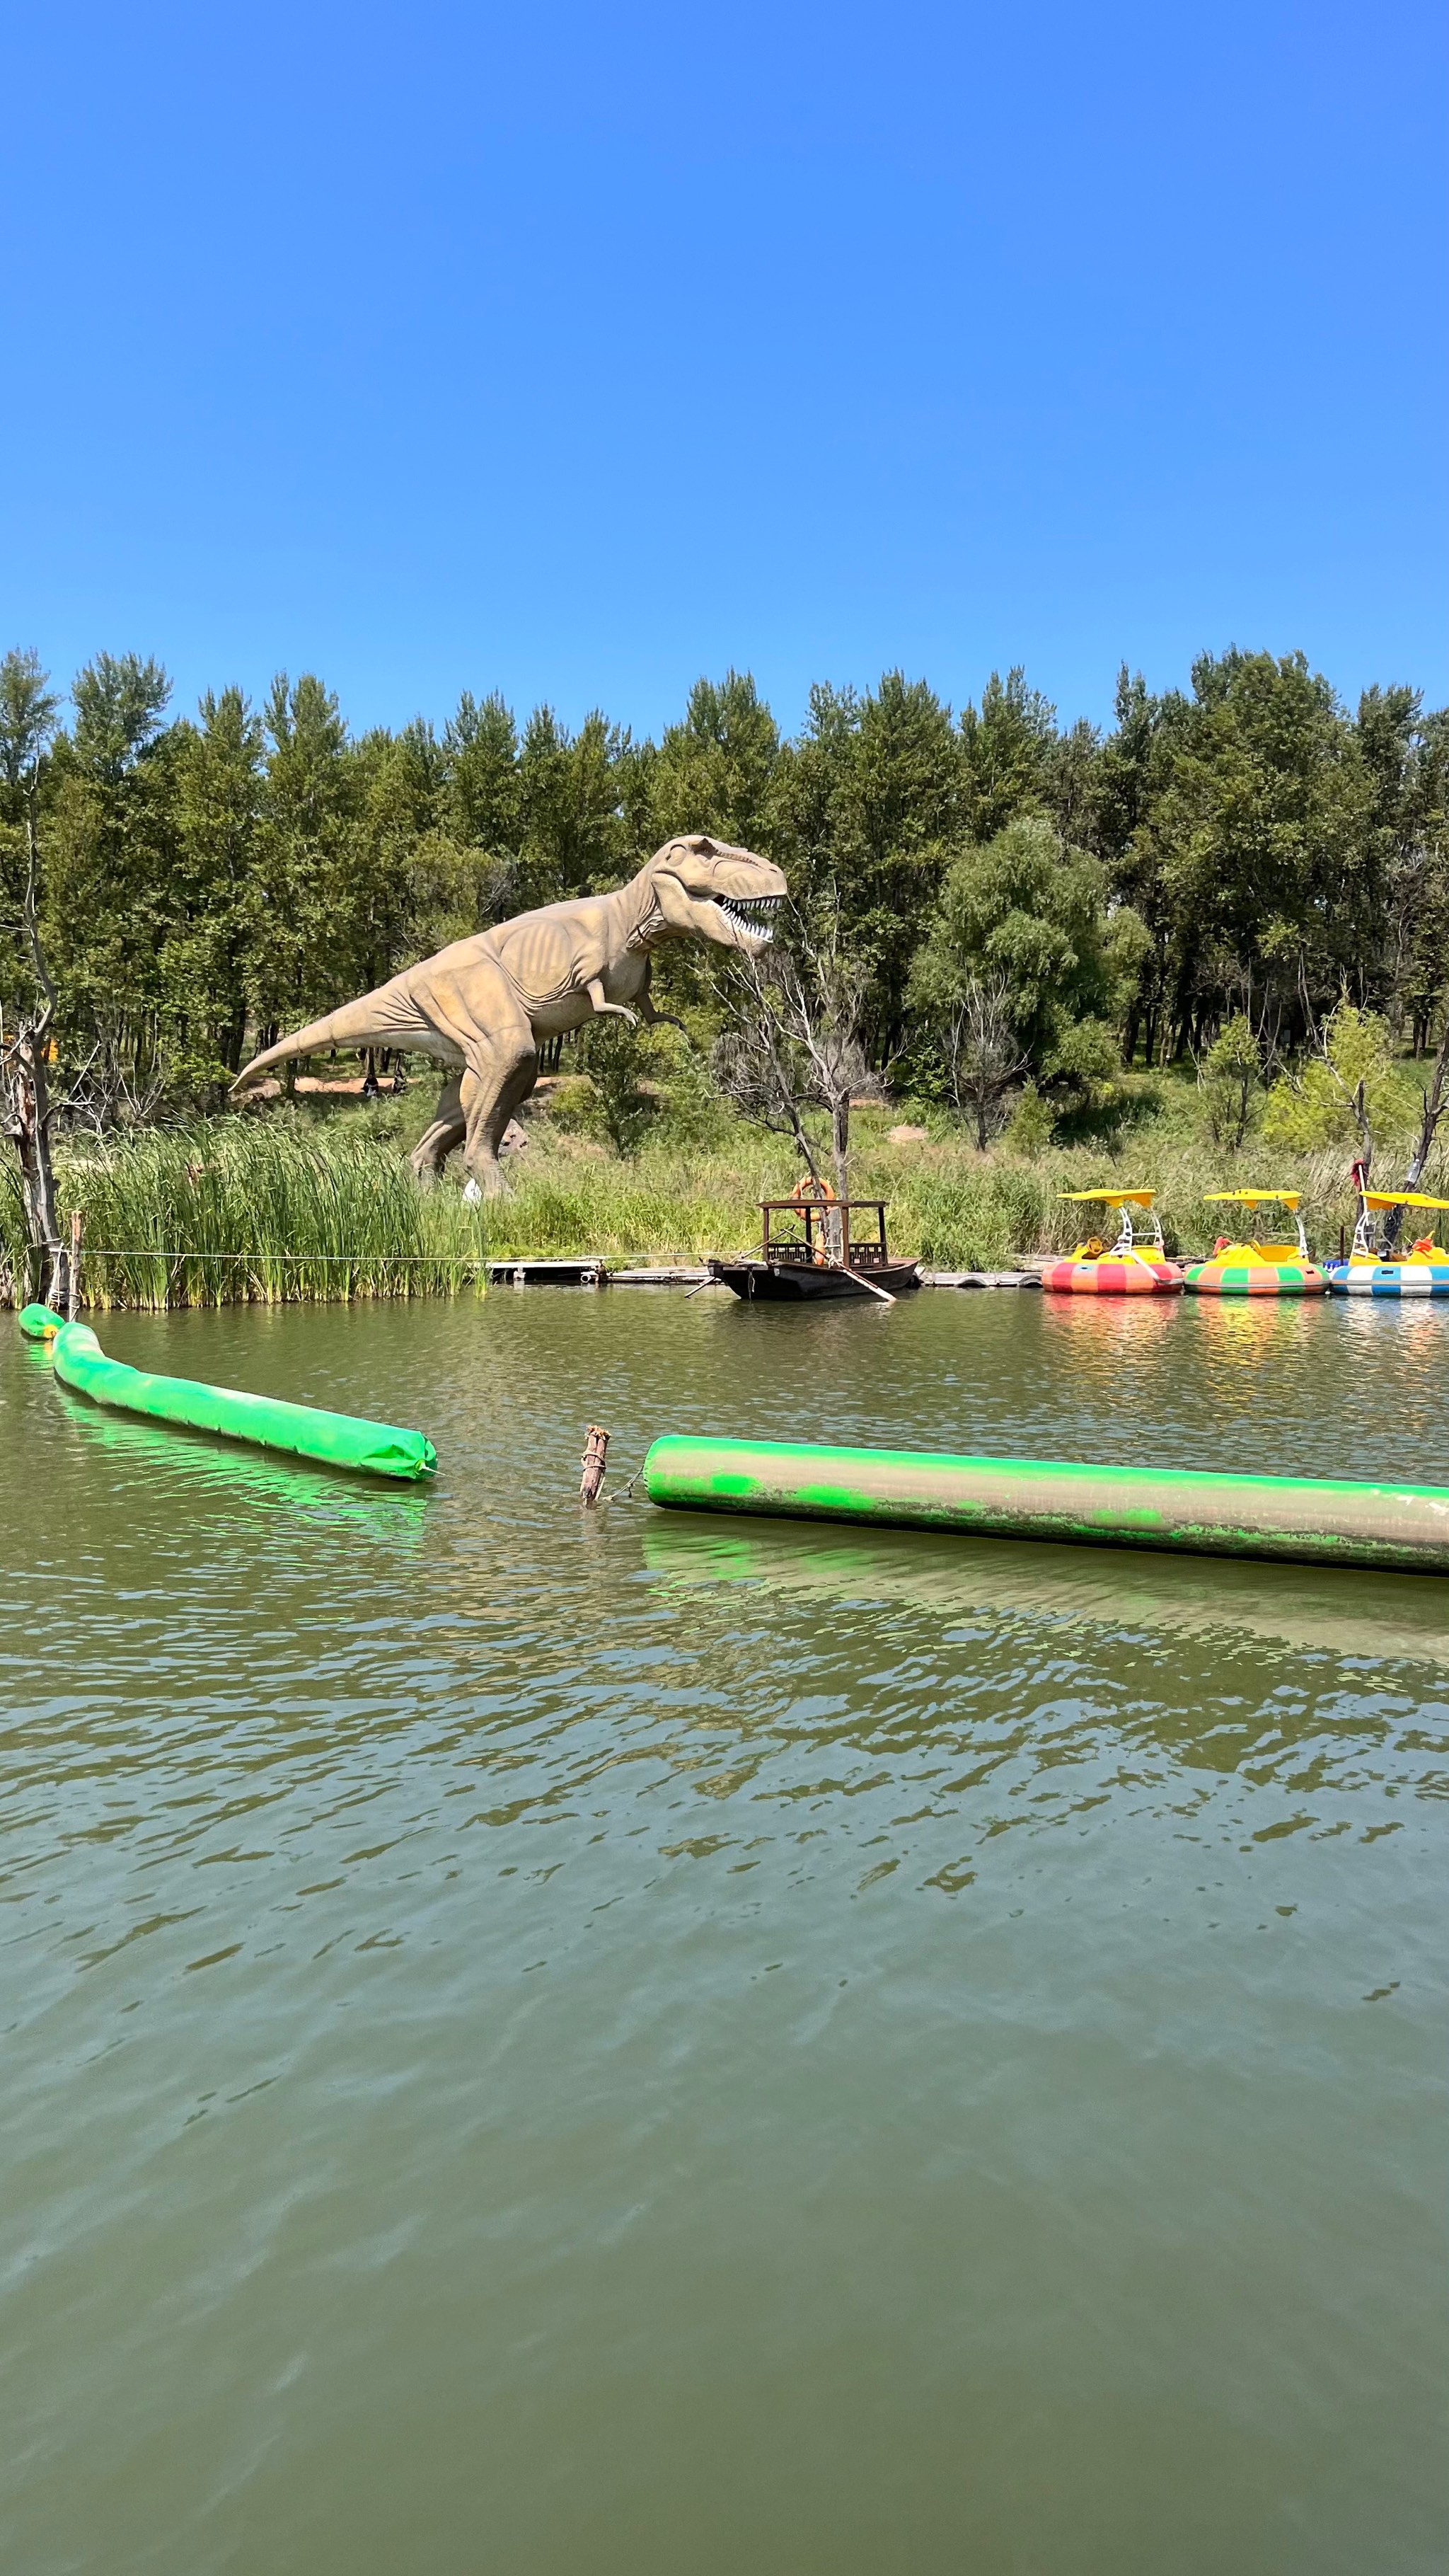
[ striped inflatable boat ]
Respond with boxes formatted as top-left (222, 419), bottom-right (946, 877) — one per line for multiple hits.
top-left (1044, 1188), bottom-right (1182, 1294)
top-left (1329, 1190), bottom-right (1449, 1299)
top-left (1184, 1260), bottom-right (1328, 1296)
top-left (1185, 1191), bottom-right (1327, 1296)
top-left (1041, 1258), bottom-right (1182, 1294)
top-left (1325, 1261), bottom-right (1449, 1298)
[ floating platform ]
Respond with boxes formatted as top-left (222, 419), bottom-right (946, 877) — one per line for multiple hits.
top-left (485, 1258), bottom-right (607, 1287)
top-left (642, 1434), bottom-right (1449, 1575)
top-left (610, 1265), bottom-right (711, 1287)
top-left (920, 1270), bottom-right (1043, 1290)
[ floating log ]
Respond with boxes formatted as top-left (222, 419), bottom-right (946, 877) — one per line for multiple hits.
top-left (642, 1434), bottom-right (1449, 1575)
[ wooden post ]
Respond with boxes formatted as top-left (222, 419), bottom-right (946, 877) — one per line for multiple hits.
top-left (69, 1207), bottom-right (83, 1318)
top-left (579, 1424), bottom-right (610, 1506)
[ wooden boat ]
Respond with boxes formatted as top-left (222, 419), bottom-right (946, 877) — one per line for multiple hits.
top-left (1183, 1190), bottom-right (1328, 1296)
top-left (1325, 1184), bottom-right (1449, 1297)
top-left (708, 1190), bottom-right (920, 1302)
top-left (1041, 1189), bottom-right (1182, 1293)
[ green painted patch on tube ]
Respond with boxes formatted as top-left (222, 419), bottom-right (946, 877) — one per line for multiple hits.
top-left (642, 1434), bottom-right (1449, 1576)
top-left (47, 1321), bottom-right (436, 1481)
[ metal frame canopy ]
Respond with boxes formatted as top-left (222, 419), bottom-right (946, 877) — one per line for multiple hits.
top-left (1204, 1190), bottom-right (1301, 1209)
top-left (1363, 1190), bottom-right (1449, 1212)
top-left (1058, 1188), bottom-right (1165, 1259)
top-left (1199, 1188), bottom-right (1311, 1265)
top-left (1060, 1189), bottom-right (1157, 1207)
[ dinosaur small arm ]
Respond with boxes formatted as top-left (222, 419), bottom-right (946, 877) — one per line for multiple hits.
top-left (233, 834), bottom-right (787, 1194)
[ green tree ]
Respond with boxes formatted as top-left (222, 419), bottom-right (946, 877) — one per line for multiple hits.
top-left (168, 687), bottom-right (266, 1086)
top-left (1363, 689), bottom-right (1449, 1050)
top-left (1128, 649), bottom-right (1375, 1054)
top-left (1196, 1013), bottom-right (1262, 1148)
top-left (443, 691), bottom-right (521, 865)
top-left (960, 667), bottom-right (1058, 842)
top-left (773, 672), bottom-right (966, 1055)
top-left (0, 648), bottom-right (66, 1296)
top-left (1262, 1001), bottom-right (1415, 1165)
top-left (516, 706), bottom-right (630, 909)
top-left (248, 674), bottom-right (362, 1054)
top-left (348, 719), bottom-right (447, 998)
top-left (909, 815), bottom-right (1121, 1068)
top-left (1094, 667), bottom-right (1189, 1062)
top-left (650, 671), bottom-right (780, 848)
top-left (43, 652), bottom-right (176, 1091)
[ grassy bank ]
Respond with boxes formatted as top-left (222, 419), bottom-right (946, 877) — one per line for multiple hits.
top-left (1, 1081), bottom-right (1413, 1309)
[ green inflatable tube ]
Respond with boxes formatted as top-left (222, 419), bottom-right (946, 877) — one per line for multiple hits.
top-left (18, 1303), bottom-right (65, 1340)
top-left (25, 1311), bottom-right (436, 1480)
top-left (643, 1434), bottom-right (1449, 1575)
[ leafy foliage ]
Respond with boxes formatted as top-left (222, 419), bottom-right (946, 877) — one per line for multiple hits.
top-left (1262, 1002), bottom-right (1416, 1156)
top-left (1, 638), bottom-right (1447, 1190)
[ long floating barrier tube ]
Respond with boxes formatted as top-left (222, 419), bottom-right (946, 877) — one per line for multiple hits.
top-left (643, 1434), bottom-right (1449, 1575)
top-left (21, 1306), bottom-right (435, 1480)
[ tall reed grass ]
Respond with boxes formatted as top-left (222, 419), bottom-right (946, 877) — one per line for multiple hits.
top-left (1, 1118), bottom-right (489, 1311)
top-left (0, 1103), bottom-right (1382, 1310)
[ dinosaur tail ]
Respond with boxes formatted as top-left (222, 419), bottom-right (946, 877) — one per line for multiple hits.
top-left (232, 984), bottom-right (429, 1092)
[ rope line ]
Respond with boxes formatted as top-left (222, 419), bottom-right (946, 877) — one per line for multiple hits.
top-left (68, 1248), bottom-right (710, 1266)
top-left (74, 1247), bottom-right (490, 1264)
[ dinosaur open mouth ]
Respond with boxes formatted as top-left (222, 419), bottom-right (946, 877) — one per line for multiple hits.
top-left (715, 894), bottom-right (782, 942)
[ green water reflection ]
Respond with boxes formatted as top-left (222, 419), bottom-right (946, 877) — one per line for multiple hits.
top-left (1, 1289), bottom-right (1446, 2574)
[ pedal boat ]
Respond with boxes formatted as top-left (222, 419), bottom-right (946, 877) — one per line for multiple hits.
top-left (1325, 1186), bottom-right (1449, 1297)
top-left (1183, 1190), bottom-right (1328, 1296)
top-left (1041, 1189), bottom-right (1182, 1293)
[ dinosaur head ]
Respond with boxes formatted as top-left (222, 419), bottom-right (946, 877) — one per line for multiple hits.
top-left (640, 836), bottom-right (787, 951)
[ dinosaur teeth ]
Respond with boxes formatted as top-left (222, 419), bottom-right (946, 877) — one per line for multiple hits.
top-left (718, 893), bottom-right (781, 941)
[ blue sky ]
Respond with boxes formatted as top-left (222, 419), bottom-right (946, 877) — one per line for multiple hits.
top-left (5, 0), bottom-right (1445, 742)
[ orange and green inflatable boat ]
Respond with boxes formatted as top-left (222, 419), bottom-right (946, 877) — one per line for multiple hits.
top-left (1183, 1191), bottom-right (1328, 1296)
top-left (1042, 1190), bottom-right (1182, 1294)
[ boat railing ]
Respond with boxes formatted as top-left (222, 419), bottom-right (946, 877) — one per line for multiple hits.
top-left (761, 1199), bottom-right (891, 1271)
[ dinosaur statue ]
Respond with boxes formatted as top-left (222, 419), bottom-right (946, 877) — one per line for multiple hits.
top-left (233, 834), bottom-right (787, 1193)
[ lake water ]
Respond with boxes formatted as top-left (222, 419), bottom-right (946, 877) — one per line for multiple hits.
top-left (3, 1287), bottom-right (1447, 2574)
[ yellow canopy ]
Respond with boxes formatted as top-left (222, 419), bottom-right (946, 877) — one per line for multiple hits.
top-left (1203, 1190), bottom-right (1300, 1209)
top-left (1059, 1189), bottom-right (1155, 1207)
top-left (1363, 1190), bottom-right (1449, 1213)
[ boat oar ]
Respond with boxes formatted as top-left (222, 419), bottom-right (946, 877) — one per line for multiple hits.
top-left (837, 1263), bottom-right (896, 1306)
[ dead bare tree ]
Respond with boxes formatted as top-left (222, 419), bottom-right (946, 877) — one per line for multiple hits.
top-left (1379, 1011), bottom-right (1449, 1253)
top-left (0, 651), bottom-right (66, 1309)
top-left (940, 975), bottom-right (1029, 1150)
top-left (712, 916), bottom-right (876, 1209)
top-left (53, 1030), bottom-right (166, 1137)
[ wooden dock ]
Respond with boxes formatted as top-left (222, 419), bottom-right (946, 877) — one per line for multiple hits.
top-left (920, 1269), bottom-right (1044, 1289)
top-left (486, 1258), bottom-right (608, 1287)
top-left (609, 1265), bottom-right (711, 1287)
top-left (484, 1260), bottom-right (1044, 1290)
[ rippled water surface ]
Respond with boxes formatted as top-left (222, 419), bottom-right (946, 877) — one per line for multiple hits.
top-left (3, 1287), bottom-right (1448, 2574)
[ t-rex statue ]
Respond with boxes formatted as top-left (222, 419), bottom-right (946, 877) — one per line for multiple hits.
top-left (233, 834), bottom-right (786, 1194)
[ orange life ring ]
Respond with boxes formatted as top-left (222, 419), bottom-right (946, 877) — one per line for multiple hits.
top-left (790, 1176), bottom-right (837, 1204)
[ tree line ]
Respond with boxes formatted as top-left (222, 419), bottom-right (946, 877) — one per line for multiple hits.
top-left (2, 643), bottom-right (1446, 1126)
